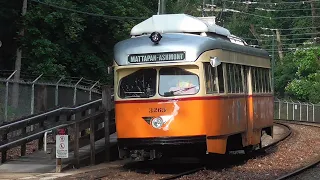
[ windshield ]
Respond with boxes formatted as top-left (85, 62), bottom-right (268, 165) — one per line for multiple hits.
top-left (159, 67), bottom-right (199, 96)
top-left (119, 69), bottom-right (157, 98)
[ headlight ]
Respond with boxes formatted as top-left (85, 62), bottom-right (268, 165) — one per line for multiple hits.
top-left (151, 117), bottom-right (163, 129)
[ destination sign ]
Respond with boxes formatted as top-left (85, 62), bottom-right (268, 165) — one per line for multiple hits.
top-left (128, 52), bottom-right (185, 63)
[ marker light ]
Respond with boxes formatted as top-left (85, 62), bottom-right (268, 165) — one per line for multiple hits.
top-left (151, 117), bottom-right (164, 129)
top-left (149, 32), bottom-right (162, 44)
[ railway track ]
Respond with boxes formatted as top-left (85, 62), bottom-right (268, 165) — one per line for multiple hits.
top-left (160, 122), bottom-right (292, 180)
top-left (56, 120), bottom-right (320, 180)
top-left (275, 120), bottom-right (320, 180)
top-left (163, 121), bottom-right (320, 180)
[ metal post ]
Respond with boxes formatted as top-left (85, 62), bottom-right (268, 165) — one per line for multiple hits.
top-left (286, 101), bottom-right (289, 120)
top-left (89, 80), bottom-right (100, 101)
top-left (292, 102), bottom-right (295, 120)
top-left (278, 100), bottom-right (281, 119)
top-left (312, 104), bottom-right (315, 122)
top-left (30, 74), bottom-right (43, 115)
top-left (44, 130), bottom-right (52, 153)
top-left (73, 78), bottom-right (83, 106)
top-left (307, 103), bottom-right (309, 121)
top-left (4, 71), bottom-right (17, 122)
top-left (89, 80), bottom-right (99, 115)
top-left (299, 101), bottom-right (301, 121)
top-left (55, 77), bottom-right (63, 107)
top-left (157, 0), bottom-right (161, 15)
top-left (158, 0), bottom-right (166, 14)
top-left (30, 74), bottom-right (43, 131)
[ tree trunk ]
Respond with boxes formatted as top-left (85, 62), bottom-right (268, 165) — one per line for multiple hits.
top-left (11, 0), bottom-right (27, 109)
top-left (276, 29), bottom-right (284, 61)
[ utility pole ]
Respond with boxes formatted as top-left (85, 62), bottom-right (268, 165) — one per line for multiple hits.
top-left (261, 34), bottom-right (275, 92)
top-left (275, 29), bottom-right (284, 61)
top-left (158, 0), bottom-right (166, 14)
top-left (202, 0), bottom-right (205, 17)
top-left (310, 0), bottom-right (318, 42)
top-left (12, 0), bottom-right (28, 108)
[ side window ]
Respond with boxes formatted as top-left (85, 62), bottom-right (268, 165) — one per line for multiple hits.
top-left (252, 67), bottom-right (256, 93)
top-left (256, 68), bottom-right (261, 93)
top-left (226, 63), bottom-right (245, 94)
top-left (204, 63), bottom-right (218, 94)
top-left (227, 64), bottom-right (233, 93)
top-left (263, 68), bottom-right (268, 93)
top-left (266, 68), bottom-right (271, 93)
top-left (239, 65), bottom-right (244, 93)
top-left (260, 68), bottom-right (265, 93)
top-left (235, 65), bottom-right (244, 93)
top-left (204, 62), bottom-right (225, 94)
top-left (217, 64), bottom-right (225, 93)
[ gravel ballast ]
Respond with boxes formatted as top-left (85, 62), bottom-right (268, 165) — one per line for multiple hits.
top-left (179, 124), bottom-right (320, 180)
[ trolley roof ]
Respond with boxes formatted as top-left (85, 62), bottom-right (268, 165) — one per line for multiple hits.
top-left (130, 14), bottom-right (231, 37)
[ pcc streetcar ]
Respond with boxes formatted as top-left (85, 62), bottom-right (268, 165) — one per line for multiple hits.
top-left (112, 14), bottom-right (273, 161)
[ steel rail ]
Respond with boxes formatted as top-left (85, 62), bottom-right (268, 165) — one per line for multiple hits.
top-left (159, 122), bottom-right (292, 180)
top-left (274, 120), bottom-right (320, 180)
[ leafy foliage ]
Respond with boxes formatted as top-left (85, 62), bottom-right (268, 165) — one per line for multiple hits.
top-left (0, 0), bottom-right (319, 103)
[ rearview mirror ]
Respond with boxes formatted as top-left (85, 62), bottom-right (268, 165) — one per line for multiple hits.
top-left (210, 57), bottom-right (221, 67)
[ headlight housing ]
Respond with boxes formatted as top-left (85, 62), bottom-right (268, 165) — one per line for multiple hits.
top-left (151, 117), bottom-right (163, 129)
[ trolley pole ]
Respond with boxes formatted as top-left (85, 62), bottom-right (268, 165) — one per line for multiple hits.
top-left (158, 0), bottom-right (166, 14)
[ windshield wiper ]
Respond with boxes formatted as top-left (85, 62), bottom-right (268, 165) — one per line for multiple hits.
top-left (163, 86), bottom-right (197, 97)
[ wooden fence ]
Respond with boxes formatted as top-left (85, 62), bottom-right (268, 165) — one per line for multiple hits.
top-left (0, 85), bottom-right (114, 171)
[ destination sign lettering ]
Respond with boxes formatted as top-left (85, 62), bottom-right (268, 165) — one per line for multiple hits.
top-left (128, 52), bottom-right (185, 63)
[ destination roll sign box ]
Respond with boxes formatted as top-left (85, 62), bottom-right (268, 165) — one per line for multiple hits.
top-left (128, 51), bottom-right (185, 63)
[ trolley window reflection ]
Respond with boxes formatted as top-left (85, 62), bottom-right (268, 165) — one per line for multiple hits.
top-left (159, 67), bottom-right (199, 97)
top-left (119, 69), bottom-right (157, 98)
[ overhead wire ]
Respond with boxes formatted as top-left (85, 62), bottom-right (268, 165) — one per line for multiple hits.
top-left (30, 0), bottom-right (148, 20)
top-left (260, 32), bottom-right (320, 37)
top-left (254, 7), bottom-right (320, 12)
top-left (260, 26), bottom-right (320, 31)
top-left (244, 37), bottom-right (320, 41)
top-left (222, 0), bottom-right (320, 5)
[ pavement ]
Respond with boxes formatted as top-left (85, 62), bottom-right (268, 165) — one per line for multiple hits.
top-left (0, 125), bottom-right (287, 180)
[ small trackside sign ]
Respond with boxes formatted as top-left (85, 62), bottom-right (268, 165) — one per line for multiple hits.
top-left (56, 135), bottom-right (68, 158)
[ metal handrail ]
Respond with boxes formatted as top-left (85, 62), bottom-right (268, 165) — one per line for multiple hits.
top-left (44, 130), bottom-right (53, 153)
top-left (0, 122), bottom-right (74, 150)
top-left (0, 98), bottom-right (102, 131)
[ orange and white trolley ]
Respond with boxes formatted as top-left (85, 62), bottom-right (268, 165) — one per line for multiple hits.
top-left (112, 14), bottom-right (273, 161)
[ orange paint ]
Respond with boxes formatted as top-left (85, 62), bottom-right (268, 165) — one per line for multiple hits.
top-left (115, 95), bottom-right (273, 154)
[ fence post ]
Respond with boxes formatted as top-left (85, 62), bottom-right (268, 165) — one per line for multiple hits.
top-left (89, 80), bottom-right (99, 115)
top-left (89, 80), bottom-right (100, 102)
top-left (90, 116), bottom-right (95, 165)
top-left (55, 77), bottom-right (63, 107)
top-left (278, 100), bottom-right (281, 119)
top-left (4, 71), bottom-right (17, 122)
top-left (307, 104), bottom-right (309, 121)
top-left (1, 130), bottom-right (8, 163)
top-left (73, 121), bottom-right (80, 168)
top-left (299, 101), bottom-right (301, 121)
top-left (313, 104), bottom-right (315, 122)
top-left (102, 85), bottom-right (111, 162)
top-left (36, 85), bottom-right (48, 150)
top-left (292, 102), bottom-right (295, 120)
top-left (30, 74), bottom-right (43, 115)
top-left (30, 74), bottom-right (43, 131)
top-left (286, 101), bottom-right (289, 120)
top-left (73, 77), bottom-right (83, 106)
